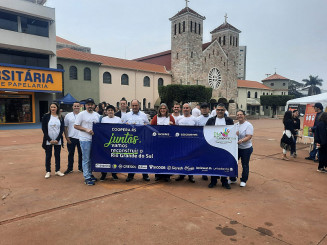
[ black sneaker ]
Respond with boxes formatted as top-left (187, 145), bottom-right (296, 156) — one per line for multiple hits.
top-left (84, 179), bottom-right (95, 186)
top-left (126, 177), bottom-right (133, 182)
top-left (64, 169), bottom-right (73, 174)
top-left (90, 175), bottom-right (98, 182)
top-left (202, 175), bottom-right (208, 181)
top-left (188, 177), bottom-right (195, 183)
top-left (222, 183), bottom-right (231, 189)
top-left (305, 157), bottom-right (314, 161)
top-left (317, 168), bottom-right (327, 173)
top-left (112, 173), bottom-right (119, 180)
top-left (175, 176), bottom-right (185, 181)
top-left (100, 174), bottom-right (106, 181)
top-left (208, 183), bottom-right (216, 188)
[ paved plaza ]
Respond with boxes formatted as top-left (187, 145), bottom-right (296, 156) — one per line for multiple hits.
top-left (0, 119), bottom-right (326, 245)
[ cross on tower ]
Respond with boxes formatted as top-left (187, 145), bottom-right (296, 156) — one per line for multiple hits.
top-left (185, 0), bottom-right (189, 7)
top-left (224, 13), bottom-right (228, 23)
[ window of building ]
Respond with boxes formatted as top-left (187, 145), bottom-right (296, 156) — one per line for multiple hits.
top-left (84, 68), bottom-right (91, 81)
top-left (233, 36), bottom-right (235, 46)
top-left (183, 21), bottom-right (185, 32)
top-left (236, 37), bottom-right (238, 47)
top-left (255, 92), bottom-right (258, 98)
top-left (148, 102), bottom-right (151, 108)
top-left (191, 51), bottom-right (193, 58)
top-left (20, 16), bottom-right (49, 37)
top-left (270, 83), bottom-right (274, 86)
top-left (143, 76), bottom-right (150, 87)
top-left (198, 23), bottom-right (201, 34)
top-left (263, 92), bottom-right (265, 95)
top-left (283, 83), bottom-right (286, 86)
top-left (209, 54), bottom-right (210, 59)
top-left (190, 21), bottom-right (193, 32)
top-left (121, 74), bottom-right (129, 85)
top-left (174, 24), bottom-right (176, 35)
top-left (69, 66), bottom-right (77, 80)
top-left (0, 48), bottom-right (49, 68)
top-left (178, 22), bottom-right (181, 34)
top-left (176, 53), bottom-right (178, 59)
top-left (230, 35), bottom-right (232, 45)
top-left (194, 22), bottom-right (197, 33)
top-left (218, 36), bottom-right (221, 44)
top-left (0, 10), bottom-right (18, 32)
top-left (103, 72), bottom-right (111, 84)
top-left (158, 78), bottom-right (164, 87)
top-left (223, 36), bottom-right (226, 45)
top-left (247, 91), bottom-right (251, 98)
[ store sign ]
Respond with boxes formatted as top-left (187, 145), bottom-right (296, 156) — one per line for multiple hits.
top-left (303, 104), bottom-right (316, 137)
top-left (0, 64), bottom-right (63, 93)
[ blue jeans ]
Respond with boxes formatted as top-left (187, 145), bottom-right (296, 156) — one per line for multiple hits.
top-left (80, 141), bottom-right (92, 180)
top-left (309, 144), bottom-right (319, 160)
top-left (230, 146), bottom-right (253, 183)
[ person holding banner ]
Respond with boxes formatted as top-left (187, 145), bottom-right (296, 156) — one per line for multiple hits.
top-left (205, 103), bottom-right (234, 189)
top-left (122, 99), bottom-right (150, 182)
top-left (305, 103), bottom-right (324, 162)
top-left (74, 98), bottom-right (100, 186)
top-left (42, 102), bottom-right (65, 179)
top-left (229, 110), bottom-right (253, 187)
top-left (280, 111), bottom-right (296, 161)
top-left (100, 105), bottom-right (122, 181)
top-left (151, 103), bottom-right (175, 181)
top-left (175, 103), bottom-right (197, 183)
top-left (315, 112), bottom-right (327, 173)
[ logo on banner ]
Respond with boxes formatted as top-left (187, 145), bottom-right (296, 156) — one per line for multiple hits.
top-left (152, 132), bottom-right (157, 136)
top-left (214, 128), bottom-right (236, 144)
top-left (138, 165), bottom-right (148, 170)
top-left (95, 163), bottom-right (111, 168)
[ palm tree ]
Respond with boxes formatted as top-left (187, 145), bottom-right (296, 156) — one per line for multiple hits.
top-left (302, 75), bottom-right (323, 96)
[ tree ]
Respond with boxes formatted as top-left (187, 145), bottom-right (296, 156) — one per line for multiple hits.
top-left (288, 80), bottom-right (304, 98)
top-left (260, 95), bottom-right (294, 117)
top-left (302, 75), bottom-right (323, 96)
top-left (158, 85), bottom-right (212, 109)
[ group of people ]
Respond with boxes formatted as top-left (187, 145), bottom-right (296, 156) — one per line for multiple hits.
top-left (41, 98), bottom-right (254, 190)
top-left (281, 102), bottom-right (327, 173)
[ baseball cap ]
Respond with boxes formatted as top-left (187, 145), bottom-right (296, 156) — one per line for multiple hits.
top-left (85, 98), bottom-right (95, 104)
top-left (314, 102), bottom-right (323, 110)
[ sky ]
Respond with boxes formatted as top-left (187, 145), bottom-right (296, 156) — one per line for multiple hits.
top-left (46, 0), bottom-right (327, 90)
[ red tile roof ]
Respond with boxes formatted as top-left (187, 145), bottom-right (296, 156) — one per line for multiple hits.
top-left (238, 80), bottom-right (273, 90)
top-left (56, 36), bottom-right (79, 46)
top-left (57, 48), bottom-right (169, 74)
top-left (170, 7), bottom-right (205, 20)
top-left (133, 42), bottom-right (214, 71)
top-left (262, 73), bottom-right (289, 81)
top-left (210, 22), bottom-right (241, 34)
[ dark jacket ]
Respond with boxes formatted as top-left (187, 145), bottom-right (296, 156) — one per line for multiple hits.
top-left (284, 119), bottom-right (296, 136)
top-left (205, 116), bottom-right (234, 126)
top-left (42, 113), bottom-right (65, 149)
top-left (314, 121), bottom-right (327, 146)
top-left (293, 117), bottom-right (300, 131)
top-left (312, 111), bottom-right (323, 133)
top-left (115, 109), bottom-right (130, 118)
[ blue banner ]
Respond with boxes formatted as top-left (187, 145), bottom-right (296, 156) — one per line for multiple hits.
top-left (91, 124), bottom-right (238, 177)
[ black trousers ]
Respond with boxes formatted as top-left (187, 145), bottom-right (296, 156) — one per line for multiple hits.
top-left (45, 145), bottom-right (61, 172)
top-left (128, 173), bottom-right (149, 178)
top-left (67, 137), bottom-right (82, 171)
top-left (210, 176), bottom-right (227, 185)
top-left (318, 146), bottom-right (327, 169)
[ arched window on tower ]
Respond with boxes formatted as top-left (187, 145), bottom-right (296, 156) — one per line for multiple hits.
top-left (69, 66), bottom-right (77, 80)
top-left (158, 78), bottom-right (164, 87)
top-left (223, 36), bottom-right (226, 45)
top-left (233, 36), bottom-right (235, 46)
top-left (219, 36), bottom-right (221, 44)
top-left (183, 21), bottom-right (185, 32)
top-left (255, 92), bottom-right (258, 98)
top-left (194, 22), bottom-right (197, 33)
top-left (236, 37), bottom-right (238, 47)
top-left (247, 91), bottom-right (251, 98)
top-left (84, 67), bottom-right (91, 81)
top-left (230, 35), bottom-right (232, 45)
top-left (190, 21), bottom-right (193, 32)
top-left (198, 23), bottom-right (201, 34)
top-left (174, 24), bottom-right (176, 35)
top-left (178, 22), bottom-right (181, 34)
top-left (191, 51), bottom-right (193, 58)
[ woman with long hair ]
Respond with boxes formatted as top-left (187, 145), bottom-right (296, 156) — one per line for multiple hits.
top-left (151, 103), bottom-right (175, 181)
top-left (280, 111), bottom-right (296, 160)
top-left (315, 112), bottom-right (327, 172)
top-left (42, 102), bottom-right (65, 178)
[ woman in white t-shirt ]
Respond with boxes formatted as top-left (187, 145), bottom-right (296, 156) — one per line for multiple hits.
top-left (100, 105), bottom-right (123, 181)
top-left (229, 110), bottom-right (254, 187)
top-left (151, 103), bottom-right (175, 181)
top-left (42, 102), bottom-right (65, 179)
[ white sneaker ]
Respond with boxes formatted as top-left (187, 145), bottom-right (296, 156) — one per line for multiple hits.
top-left (45, 172), bottom-right (51, 179)
top-left (228, 179), bottom-right (237, 184)
top-left (240, 182), bottom-right (246, 187)
top-left (55, 171), bottom-right (65, 177)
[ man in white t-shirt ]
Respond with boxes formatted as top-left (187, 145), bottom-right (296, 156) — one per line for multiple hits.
top-left (74, 98), bottom-right (100, 186)
top-left (205, 103), bottom-right (234, 189)
top-left (64, 102), bottom-right (83, 174)
top-left (196, 103), bottom-right (211, 181)
top-left (175, 103), bottom-right (197, 183)
top-left (172, 103), bottom-right (182, 124)
top-left (192, 104), bottom-right (201, 117)
top-left (122, 99), bottom-right (150, 182)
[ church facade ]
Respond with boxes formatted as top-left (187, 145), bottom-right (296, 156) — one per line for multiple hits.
top-left (136, 6), bottom-right (241, 104)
